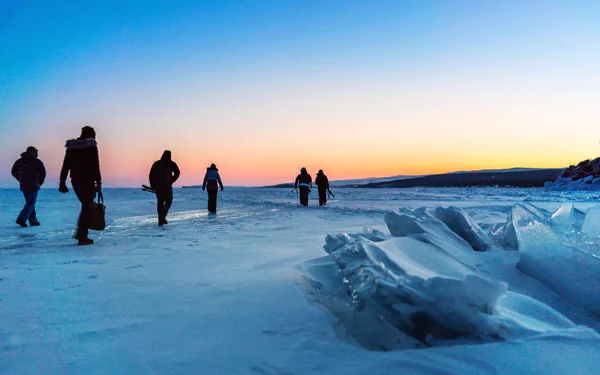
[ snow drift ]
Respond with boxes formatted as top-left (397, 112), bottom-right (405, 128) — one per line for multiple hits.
top-left (296, 203), bottom-right (600, 351)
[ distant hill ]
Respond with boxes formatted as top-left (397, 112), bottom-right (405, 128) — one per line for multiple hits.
top-left (357, 168), bottom-right (562, 188)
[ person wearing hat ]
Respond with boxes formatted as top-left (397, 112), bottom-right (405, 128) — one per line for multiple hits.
top-left (149, 150), bottom-right (180, 225)
top-left (315, 169), bottom-right (330, 206)
top-left (294, 167), bottom-right (312, 206)
top-left (202, 163), bottom-right (224, 213)
top-left (11, 146), bottom-right (46, 227)
top-left (58, 126), bottom-right (102, 245)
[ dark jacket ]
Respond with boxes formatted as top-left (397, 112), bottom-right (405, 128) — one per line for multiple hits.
top-left (149, 153), bottom-right (180, 190)
top-left (59, 138), bottom-right (101, 186)
top-left (203, 166), bottom-right (223, 193)
top-left (12, 153), bottom-right (46, 192)
top-left (295, 172), bottom-right (312, 188)
top-left (315, 172), bottom-right (329, 191)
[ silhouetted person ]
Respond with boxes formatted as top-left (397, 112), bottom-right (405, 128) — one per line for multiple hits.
top-left (59, 126), bottom-right (101, 246)
top-left (295, 168), bottom-right (312, 206)
top-left (149, 150), bottom-right (180, 225)
top-left (11, 146), bottom-right (46, 227)
top-left (315, 169), bottom-right (329, 206)
top-left (202, 163), bottom-right (223, 213)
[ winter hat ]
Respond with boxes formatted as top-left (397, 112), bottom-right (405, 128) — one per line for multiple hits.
top-left (26, 146), bottom-right (38, 155)
top-left (80, 126), bottom-right (96, 139)
top-left (318, 169), bottom-right (323, 174)
top-left (209, 163), bottom-right (218, 170)
top-left (301, 167), bottom-right (307, 173)
top-left (161, 150), bottom-right (172, 160)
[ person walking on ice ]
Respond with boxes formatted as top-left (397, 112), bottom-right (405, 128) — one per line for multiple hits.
top-left (58, 126), bottom-right (102, 246)
top-left (12, 146), bottom-right (46, 227)
top-left (315, 169), bottom-right (330, 206)
top-left (149, 150), bottom-right (180, 225)
top-left (294, 167), bottom-right (312, 206)
top-left (202, 163), bottom-right (224, 213)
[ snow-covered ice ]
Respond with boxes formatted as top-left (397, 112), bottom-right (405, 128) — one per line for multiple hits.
top-left (1, 187), bottom-right (600, 374)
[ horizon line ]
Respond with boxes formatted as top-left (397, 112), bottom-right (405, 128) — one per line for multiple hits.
top-left (0, 166), bottom-right (562, 189)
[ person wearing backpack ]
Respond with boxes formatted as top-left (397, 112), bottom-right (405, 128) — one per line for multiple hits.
top-left (149, 150), bottom-right (181, 225)
top-left (58, 126), bottom-right (102, 246)
top-left (202, 163), bottom-right (223, 213)
top-left (294, 168), bottom-right (312, 206)
top-left (11, 146), bottom-right (46, 227)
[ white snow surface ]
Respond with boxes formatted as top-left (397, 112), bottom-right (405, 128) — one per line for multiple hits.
top-left (1, 187), bottom-right (600, 374)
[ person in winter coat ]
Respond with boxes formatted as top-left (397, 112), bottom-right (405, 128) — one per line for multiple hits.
top-left (315, 170), bottom-right (330, 206)
top-left (11, 146), bottom-right (46, 227)
top-left (202, 163), bottom-right (224, 213)
top-left (58, 126), bottom-right (102, 246)
top-left (294, 168), bottom-right (312, 206)
top-left (149, 150), bottom-right (180, 225)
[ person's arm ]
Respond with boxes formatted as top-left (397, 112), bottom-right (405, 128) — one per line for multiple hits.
top-left (326, 177), bottom-right (329, 190)
top-left (171, 162), bottom-right (181, 184)
top-left (59, 151), bottom-right (70, 193)
top-left (11, 160), bottom-right (20, 181)
top-left (149, 164), bottom-right (154, 186)
top-left (294, 175), bottom-right (299, 189)
top-left (39, 160), bottom-right (46, 186)
top-left (309, 176), bottom-right (313, 189)
top-left (217, 172), bottom-right (223, 190)
top-left (202, 174), bottom-right (208, 190)
top-left (93, 146), bottom-right (102, 189)
top-left (59, 151), bottom-right (70, 183)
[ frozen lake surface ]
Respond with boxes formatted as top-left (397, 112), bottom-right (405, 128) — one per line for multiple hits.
top-left (1, 187), bottom-right (600, 374)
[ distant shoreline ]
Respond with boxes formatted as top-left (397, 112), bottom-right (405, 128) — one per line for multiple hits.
top-left (1, 168), bottom-right (561, 189)
top-left (261, 168), bottom-right (563, 189)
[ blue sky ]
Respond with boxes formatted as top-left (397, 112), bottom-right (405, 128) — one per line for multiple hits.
top-left (1, 1), bottom-right (599, 186)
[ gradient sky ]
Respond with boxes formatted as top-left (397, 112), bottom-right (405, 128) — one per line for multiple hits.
top-left (1, 0), bottom-right (599, 187)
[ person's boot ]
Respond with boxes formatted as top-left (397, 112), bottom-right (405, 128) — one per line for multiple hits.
top-left (78, 238), bottom-right (94, 246)
top-left (30, 222), bottom-right (40, 226)
top-left (16, 218), bottom-right (27, 227)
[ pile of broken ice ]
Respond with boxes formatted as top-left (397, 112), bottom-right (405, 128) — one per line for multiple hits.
top-left (545, 176), bottom-right (600, 191)
top-left (296, 204), bottom-right (600, 350)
